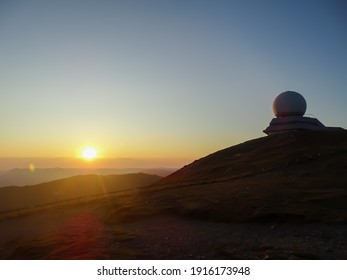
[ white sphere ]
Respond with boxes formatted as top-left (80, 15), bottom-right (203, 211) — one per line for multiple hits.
top-left (272, 91), bottom-right (307, 117)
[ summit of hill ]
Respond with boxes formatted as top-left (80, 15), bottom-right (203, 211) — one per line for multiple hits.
top-left (154, 130), bottom-right (347, 188)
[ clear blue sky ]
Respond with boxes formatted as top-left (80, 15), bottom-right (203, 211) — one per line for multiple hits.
top-left (1, 0), bottom-right (346, 166)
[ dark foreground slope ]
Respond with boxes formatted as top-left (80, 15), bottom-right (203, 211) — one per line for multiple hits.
top-left (1, 131), bottom-right (347, 260)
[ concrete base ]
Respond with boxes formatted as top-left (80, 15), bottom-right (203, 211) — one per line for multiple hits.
top-left (263, 116), bottom-right (344, 135)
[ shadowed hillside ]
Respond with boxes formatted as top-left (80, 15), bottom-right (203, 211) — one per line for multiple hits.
top-left (154, 130), bottom-right (347, 187)
top-left (0, 173), bottom-right (161, 213)
top-left (139, 131), bottom-right (347, 224)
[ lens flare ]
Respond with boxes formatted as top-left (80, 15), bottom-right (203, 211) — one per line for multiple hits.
top-left (29, 163), bottom-right (36, 172)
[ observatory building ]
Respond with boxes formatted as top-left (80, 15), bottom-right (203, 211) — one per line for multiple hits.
top-left (263, 91), bottom-right (344, 135)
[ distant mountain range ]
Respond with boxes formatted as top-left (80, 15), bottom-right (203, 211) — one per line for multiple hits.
top-left (0, 173), bottom-right (162, 213)
top-left (0, 168), bottom-right (175, 188)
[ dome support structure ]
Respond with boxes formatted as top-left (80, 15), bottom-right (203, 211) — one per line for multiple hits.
top-left (264, 91), bottom-right (344, 135)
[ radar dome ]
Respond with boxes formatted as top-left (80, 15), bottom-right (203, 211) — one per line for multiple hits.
top-left (272, 91), bottom-right (307, 117)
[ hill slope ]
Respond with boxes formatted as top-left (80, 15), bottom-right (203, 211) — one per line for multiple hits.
top-left (155, 130), bottom-right (347, 187)
top-left (0, 173), bottom-right (161, 212)
top-left (132, 130), bottom-right (347, 225)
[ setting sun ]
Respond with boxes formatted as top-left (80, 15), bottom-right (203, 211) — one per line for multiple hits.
top-left (81, 147), bottom-right (98, 160)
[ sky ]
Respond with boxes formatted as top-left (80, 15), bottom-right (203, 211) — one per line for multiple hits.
top-left (1, 0), bottom-right (346, 169)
